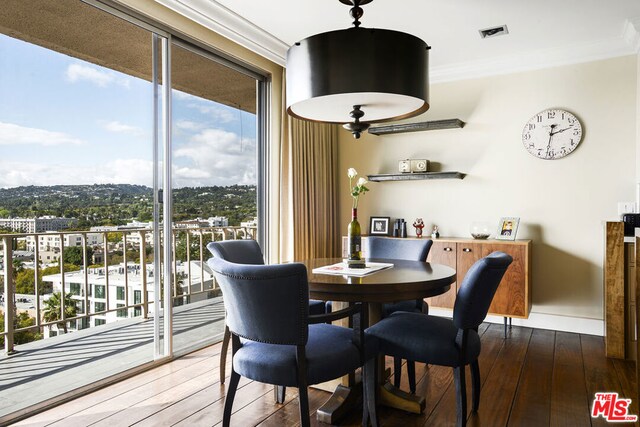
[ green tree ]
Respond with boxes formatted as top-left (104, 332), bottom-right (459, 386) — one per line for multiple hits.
top-left (63, 246), bottom-right (93, 267)
top-left (42, 292), bottom-right (77, 334)
top-left (14, 312), bottom-right (42, 344)
top-left (0, 311), bottom-right (42, 346)
top-left (15, 265), bottom-right (79, 295)
top-left (41, 264), bottom-right (80, 276)
top-left (106, 232), bottom-right (123, 243)
top-left (15, 269), bottom-right (36, 294)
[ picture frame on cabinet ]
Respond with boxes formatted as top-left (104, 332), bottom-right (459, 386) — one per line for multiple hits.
top-left (370, 216), bottom-right (390, 235)
top-left (496, 217), bottom-right (519, 240)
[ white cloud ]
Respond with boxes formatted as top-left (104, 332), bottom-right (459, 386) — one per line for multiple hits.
top-left (0, 125), bottom-right (254, 188)
top-left (65, 63), bottom-right (130, 88)
top-left (97, 159), bottom-right (154, 185)
top-left (0, 159), bottom-right (153, 188)
top-left (173, 128), bottom-right (256, 187)
top-left (174, 167), bottom-right (210, 179)
top-left (101, 121), bottom-right (143, 135)
top-left (0, 122), bottom-right (84, 146)
top-left (175, 120), bottom-right (204, 131)
top-left (186, 103), bottom-right (238, 123)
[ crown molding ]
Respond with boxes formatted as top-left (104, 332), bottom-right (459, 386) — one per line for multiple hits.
top-left (431, 35), bottom-right (639, 84)
top-left (623, 17), bottom-right (640, 53)
top-left (153, 0), bottom-right (288, 66)
top-left (155, 1), bottom-right (639, 82)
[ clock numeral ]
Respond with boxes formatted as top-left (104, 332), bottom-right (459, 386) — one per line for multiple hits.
top-left (528, 124), bottom-right (535, 130)
top-left (547, 150), bottom-right (555, 158)
top-left (570, 139), bottom-right (575, 146)
top-left (568, 117), bottom-right (575, 124)
top-left (536, 115), bottom-right (543, 123)
top-left (528, 143), bottom-right (535, 149)
top-left (573, 129), bottom-right (580, 136)
top-left (561, 112), bottom-right (565, 120)
top-left (547, 111), bottom-right (556, 119)
top-left (523, 133), bottom-right (531, 141)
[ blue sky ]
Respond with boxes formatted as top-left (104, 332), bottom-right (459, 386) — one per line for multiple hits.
top-left (0, 33), bottom-right (256, 189)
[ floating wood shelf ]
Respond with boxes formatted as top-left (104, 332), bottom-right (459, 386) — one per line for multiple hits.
top-left (368, 119), bottom-right (465, 136)
top-left (367, 172), bottom-right (465, 182)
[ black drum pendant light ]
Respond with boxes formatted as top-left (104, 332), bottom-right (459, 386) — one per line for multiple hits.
top-left (286, 0), bottom-right (430, 138)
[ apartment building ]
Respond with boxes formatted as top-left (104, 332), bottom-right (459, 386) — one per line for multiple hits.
top-left (0, 216), bottom-right (78, 233)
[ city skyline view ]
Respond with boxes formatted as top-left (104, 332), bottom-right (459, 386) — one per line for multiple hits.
top-left (0, 33), bottom-right (257, 190)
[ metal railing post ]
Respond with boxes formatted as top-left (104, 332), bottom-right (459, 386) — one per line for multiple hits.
top-left (34, 235), bottom-right (41, 329)
top-left (186, 232), bottom-right (191, 298)
top-left (199, 231), bottom-right (204, 293)
top-left (172, 231), bottom-right (177, 301)
top-left (139, 231), bottom-right (149, 319)
top-left (59, 234), bottom-right (66, 332)
top-left (3, 236), bottom-right (15, 354)
top-left (123, 233), bottom-right (129, 317)
top-left (83, 234), bottom-right (90, 324)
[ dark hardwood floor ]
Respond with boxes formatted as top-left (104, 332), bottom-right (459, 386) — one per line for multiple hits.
top-left (14, 323), bottom-right (638, 426)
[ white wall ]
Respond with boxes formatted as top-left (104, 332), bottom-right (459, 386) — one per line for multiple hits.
top-left (339, 56), bottom-right (637, 328)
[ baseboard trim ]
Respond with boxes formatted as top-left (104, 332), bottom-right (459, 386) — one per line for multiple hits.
top-left (429, 308), bottom-right (604, 336)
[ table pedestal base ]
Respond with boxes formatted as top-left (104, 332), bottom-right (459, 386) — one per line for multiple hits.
top-left (316, 380), bottom-right (426, 424)
top-left (316, 384), bottom-right (361, 424)
top-left (379, 382), bottom-right (426, 414)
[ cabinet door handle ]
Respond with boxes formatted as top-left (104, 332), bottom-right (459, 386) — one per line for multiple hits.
top-left (462, 247), bottom-right (472, 252)
top-left (444, 247), bottom-right (453, 252)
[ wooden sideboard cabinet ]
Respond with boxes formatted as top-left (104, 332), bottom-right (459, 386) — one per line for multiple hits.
top-left (342, 236), bottom-right (532, 320)
top-left (425, 238), bottom-right (531, 319)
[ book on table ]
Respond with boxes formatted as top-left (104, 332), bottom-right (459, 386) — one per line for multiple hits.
top-left (311, 262), bottom-right (394, 277)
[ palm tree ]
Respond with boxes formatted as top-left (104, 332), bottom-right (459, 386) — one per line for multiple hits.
top-left (42, 292), bottom-right (76, 334)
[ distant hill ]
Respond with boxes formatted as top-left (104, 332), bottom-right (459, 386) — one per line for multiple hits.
top-left (0, 184), bottom-right (256, 227)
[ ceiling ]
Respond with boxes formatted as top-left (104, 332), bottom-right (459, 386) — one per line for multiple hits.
top-left (157, 0), bottom-right (640, 82)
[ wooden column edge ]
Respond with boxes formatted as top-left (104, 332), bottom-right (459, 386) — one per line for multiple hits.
top-left (604, 221), bottom-right (625, 359)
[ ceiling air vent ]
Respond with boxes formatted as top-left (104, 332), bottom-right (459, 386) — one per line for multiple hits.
top-left (479, 25), bottom-right (509, 39)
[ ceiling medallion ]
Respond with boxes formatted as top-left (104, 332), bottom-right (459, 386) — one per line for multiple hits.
top-left (286, 0), bottom-right (430, 139)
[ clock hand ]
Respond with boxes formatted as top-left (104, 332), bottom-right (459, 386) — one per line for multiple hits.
top-left (545, 124), bottom-right (557, 158)
top-left (545, 132), bottom-right (554, 159)
top-left (550, 126), bottom-right (572, 136)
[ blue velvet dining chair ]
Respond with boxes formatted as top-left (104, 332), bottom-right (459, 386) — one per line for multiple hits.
top-left (365, 236), bottom-right (433, 394)
top-left (206, 240), bottom-right (326, 390)
top-left (365, 252), bottom-right (513, 427)
top-left (207, 256), bottom-right (377, 427)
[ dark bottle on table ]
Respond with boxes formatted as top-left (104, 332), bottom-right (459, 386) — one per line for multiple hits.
top-left (348, 208), bottom-right (362, 260)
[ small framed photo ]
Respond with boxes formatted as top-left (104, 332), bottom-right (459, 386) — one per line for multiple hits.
top-left (369, 216), bottom-right (390, 235)
top-left (496, 217), bottom-right (520, 240)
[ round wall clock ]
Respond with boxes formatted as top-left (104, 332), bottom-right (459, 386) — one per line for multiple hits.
top-left (521, 108), bottom-right (583, 160)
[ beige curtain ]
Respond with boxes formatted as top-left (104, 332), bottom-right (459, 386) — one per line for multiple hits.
top-left (280, 72), bottom-right (340, 262)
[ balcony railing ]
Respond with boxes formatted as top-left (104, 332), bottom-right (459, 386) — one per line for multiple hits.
top-left (0, 225), bottom-right (256, 354)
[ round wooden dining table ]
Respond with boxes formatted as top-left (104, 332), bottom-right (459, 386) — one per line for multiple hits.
top-left (300, 257), bottom-right (457, 423)
top-left (304, 257), bottom-right (456, 303)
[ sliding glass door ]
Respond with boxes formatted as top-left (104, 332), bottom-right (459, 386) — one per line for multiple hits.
top-left (169, 41), bottom-right (260, 355)
top-left (0, 0), bottom-right (165, 419)
top-left (0, 0), bottom-right (266, 421)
